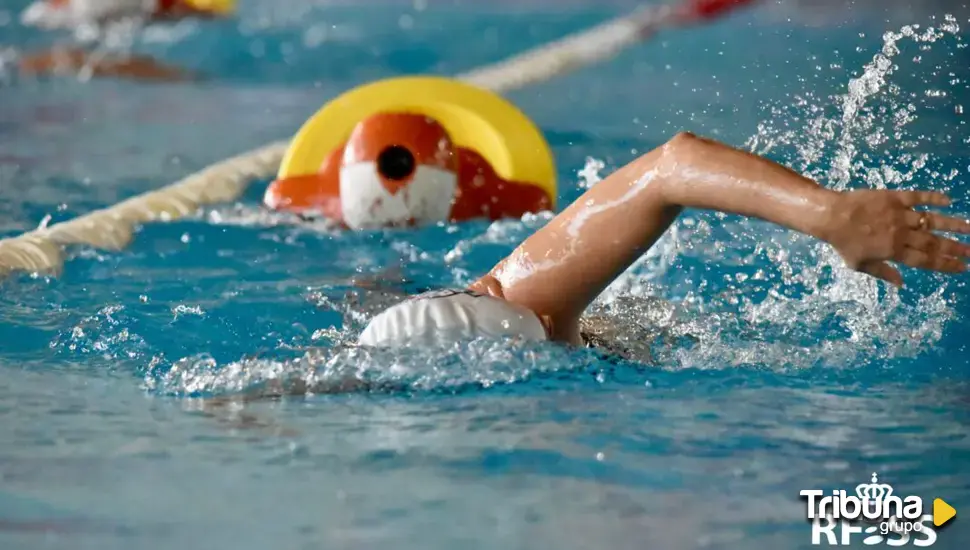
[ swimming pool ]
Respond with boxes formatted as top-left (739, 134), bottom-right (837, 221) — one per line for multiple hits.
top-left (1, 1), bottom-right (969, 548)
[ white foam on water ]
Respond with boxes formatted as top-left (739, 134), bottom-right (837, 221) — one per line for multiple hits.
top-left (145, 338), bottom-right (599, 397)
top-left (586, 16), bottom-right (965, 371)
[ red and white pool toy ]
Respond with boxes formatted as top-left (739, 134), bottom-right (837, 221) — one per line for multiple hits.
top-left (264, 76), bottom-right (558, 229)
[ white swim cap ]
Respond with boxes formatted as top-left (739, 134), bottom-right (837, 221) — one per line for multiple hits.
top-left (358, 289), bottom-right (548, 347)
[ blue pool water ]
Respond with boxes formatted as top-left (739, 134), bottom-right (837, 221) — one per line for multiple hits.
top-left (1, 1), bottom-right (970, 548)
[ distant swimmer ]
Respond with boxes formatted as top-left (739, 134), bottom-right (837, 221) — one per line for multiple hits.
top-left (20, 0), bottom-right (233, 29)
top-left (11, 0), bottom-right (754, 83)
top-left (16, 0), bottom-right (235, 81)
top-left (358, 132), bottom-right (970, 354)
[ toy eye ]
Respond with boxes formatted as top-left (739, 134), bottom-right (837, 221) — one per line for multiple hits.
top-left (377, 145), bottom-right (415, 181)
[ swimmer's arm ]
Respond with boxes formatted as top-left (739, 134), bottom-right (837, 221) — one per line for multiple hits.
top-left (650, 132), bottom-right (834, 235)
top-left (472, 132), bottom-right (970, 343)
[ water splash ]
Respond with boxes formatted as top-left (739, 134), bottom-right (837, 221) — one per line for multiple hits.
top-left (49, 304), bottom-right (152, 361)
top-left (577, 156), bottom-right (606, 190)
top-left (590, 16), bottom-right (965, 371)
top-left (146, 17), bottom-right (968, 397)
top-left (202, 203), bottom-right (343, 234)
top-left (443, 212), bottom-right (553, 267)
top-left (145, 339), bottom-right (603, 397)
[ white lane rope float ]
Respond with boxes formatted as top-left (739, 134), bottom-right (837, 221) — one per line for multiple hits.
top-left (0, 1), bottom-right (747, 278)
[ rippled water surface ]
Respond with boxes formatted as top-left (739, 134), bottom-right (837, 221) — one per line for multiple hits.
top-left (1, 1), bottom-right (970, 549)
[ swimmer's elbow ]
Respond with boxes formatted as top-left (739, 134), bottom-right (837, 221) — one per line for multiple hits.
top-left (656, 131), bottom-right (739, 205)
top-left (653, 131), bottom-right (705, 207)
top-left (668, 131), bottom-right (700, 148)
top-left (662, 131), bottom-right (705, 161)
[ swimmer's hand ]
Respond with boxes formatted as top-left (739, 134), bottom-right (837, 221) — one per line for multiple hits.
top-left (818, 190), bottom-right (970, 286)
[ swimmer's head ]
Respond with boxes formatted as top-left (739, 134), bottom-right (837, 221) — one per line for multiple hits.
top-left (358, 289), bottom-right (548, 348)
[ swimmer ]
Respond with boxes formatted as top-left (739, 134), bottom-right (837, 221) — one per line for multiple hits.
top-left (20, 0), bottom-right (230, 29)
top-left (16, 0), bottom-right (234, 81)
top-left (359, 132), bottom-right (970, 355)
top-left (199, 131), bottom-right (970, 401)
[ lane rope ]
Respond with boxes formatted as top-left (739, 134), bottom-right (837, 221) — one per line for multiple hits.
top-left (0, 0), bottom-right (754, 277)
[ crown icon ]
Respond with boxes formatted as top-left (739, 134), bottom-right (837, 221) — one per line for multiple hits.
top-left (856, 472), bottom-right (894, 502)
